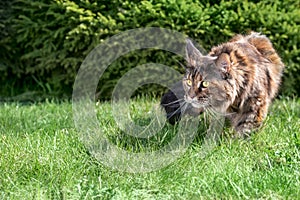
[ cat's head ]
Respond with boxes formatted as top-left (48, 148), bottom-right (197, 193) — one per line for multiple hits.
top-left (183, 39), bottom-right (231, 111)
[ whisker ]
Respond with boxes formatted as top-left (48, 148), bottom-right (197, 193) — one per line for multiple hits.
top-left (167, 101), bottom-right (187, 120)
top-left (206, 107), bottom-right (219, 117)
top-left (180, 102), bottom-right (189, 116)
top-left (161, 98), bottom-right (185, 106)
top-left (206, 107), bottom-right (225, 128)
top-left (207, 103), bottom-right (235, 116)
top-left (165, 104), bottom-right (184, 108)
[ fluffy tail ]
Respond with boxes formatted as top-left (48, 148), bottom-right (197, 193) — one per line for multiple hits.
top-left (246, 32), bottom-right (284, 72)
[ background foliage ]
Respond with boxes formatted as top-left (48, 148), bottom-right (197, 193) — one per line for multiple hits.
top-left (0, 0), bottom-right (299, 100)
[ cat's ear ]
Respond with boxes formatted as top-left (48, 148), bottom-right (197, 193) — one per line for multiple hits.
top-left (186, 39), bottom-right (203, 67)
top-left (186, 39), bottom-right (217, 67)
top-left (216, 53), bottom-right (231, 79)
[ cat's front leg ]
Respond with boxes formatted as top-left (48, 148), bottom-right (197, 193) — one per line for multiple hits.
top-left (232, 111), bottom-right (265, 138)
top-left (233, 115), bottom-right (260, 138)
top-left (231, 97), bottom-right (269, 138)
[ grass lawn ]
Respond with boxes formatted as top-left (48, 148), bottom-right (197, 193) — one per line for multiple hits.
top-left (0, 97), bottom-right (299, 199)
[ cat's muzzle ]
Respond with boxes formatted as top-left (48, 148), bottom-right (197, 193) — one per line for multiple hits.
top-left (184, 95), bottom-right (207, 109)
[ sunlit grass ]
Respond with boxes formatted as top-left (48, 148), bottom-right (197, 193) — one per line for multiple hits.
top-left (0, 97), bottom-right (299, 199)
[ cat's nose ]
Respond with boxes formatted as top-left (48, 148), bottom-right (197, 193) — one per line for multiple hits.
top-left (189, 92), bottom-right (197, 99)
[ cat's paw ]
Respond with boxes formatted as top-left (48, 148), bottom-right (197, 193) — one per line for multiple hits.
top-left (231, 131), bottom-right (251, 140)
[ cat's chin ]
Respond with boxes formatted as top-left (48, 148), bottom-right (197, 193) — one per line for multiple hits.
top-left (191, 102), bottom-right (205, 109)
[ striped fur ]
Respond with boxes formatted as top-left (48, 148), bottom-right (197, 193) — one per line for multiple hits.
top-left (184, 32), bottom-right (284, 137)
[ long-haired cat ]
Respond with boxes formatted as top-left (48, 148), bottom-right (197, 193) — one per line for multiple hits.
top-left (161, 32), bottom-right (284, 138)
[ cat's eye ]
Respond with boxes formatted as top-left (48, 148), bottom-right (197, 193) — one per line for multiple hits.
top-left (202, 81), bottom-right (209, 88)
top-left (186, 79), bottom-right (192, 86)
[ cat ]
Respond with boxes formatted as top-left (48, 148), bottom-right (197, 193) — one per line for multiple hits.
top-left (160, 81), bottom-right (203, 125)
top-left (161, 32), bottom-right (284, 138)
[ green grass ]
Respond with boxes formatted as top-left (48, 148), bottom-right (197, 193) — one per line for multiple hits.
top-left (0, 97), bottom-right (299, 199)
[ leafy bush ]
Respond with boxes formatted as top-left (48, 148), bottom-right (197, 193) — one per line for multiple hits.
top-left (1, 0), bottom-right (299, 99)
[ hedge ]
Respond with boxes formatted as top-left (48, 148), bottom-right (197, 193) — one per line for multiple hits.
top-left (0, 0), bottom-right (299, 99)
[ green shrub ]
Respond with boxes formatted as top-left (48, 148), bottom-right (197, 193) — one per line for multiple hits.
top-left (0, 0), bottom-right (299, 99)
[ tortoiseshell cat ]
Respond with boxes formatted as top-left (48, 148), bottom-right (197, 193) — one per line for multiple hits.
top-left (161, 32), bottom-right (284, 137)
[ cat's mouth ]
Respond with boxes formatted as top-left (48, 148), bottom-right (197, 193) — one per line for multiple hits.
top-left (184, 96), bottom-right (208, 108)
top-left (191, 102), bottom-right (204, 109)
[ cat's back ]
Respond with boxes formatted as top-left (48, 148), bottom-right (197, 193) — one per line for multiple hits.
top-left (210, 32), bottom-right (285, 101)
top-left (245, 32), bottom-right (284, 98)
top-left (236, 32), bottom-right (284, 74)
